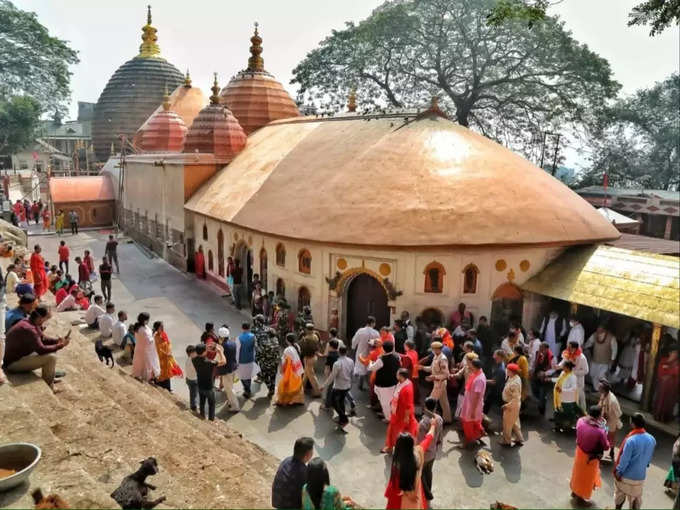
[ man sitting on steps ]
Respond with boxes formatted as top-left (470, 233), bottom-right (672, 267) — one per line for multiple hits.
top-left (3, 306), bottom-right (70, 389)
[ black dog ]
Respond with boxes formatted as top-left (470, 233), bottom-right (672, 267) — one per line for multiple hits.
top-left (95, 339), bottom-right (114, 367)
top-left (111, 457), bottom-right (166, 509)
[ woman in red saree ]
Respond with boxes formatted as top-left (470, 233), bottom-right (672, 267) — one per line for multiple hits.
top-left (383, 369), bottom-right (418, 454)
top-left (654, 349), bottom-right (679, 422)
top-left (29, 245), bottom-right (48, 298)
top-left (195, 245), bottom-right (206, 279)
top-left (152, 321), bottom-right (183, 392)
top-left (41, 209), bottom-right (50, 230)
top-left (385, 422), bottom-right (436, 509)
top-left (460, 358), bottom-right (487, 446)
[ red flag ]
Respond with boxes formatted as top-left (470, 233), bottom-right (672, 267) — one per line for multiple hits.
top-left (32, 151), bottom-right (38, 160)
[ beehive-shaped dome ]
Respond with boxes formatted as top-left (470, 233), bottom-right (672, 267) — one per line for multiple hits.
top-left (219, 24), bottom-right (299, 135)
top-left (136, 88), bottom-right (187, 152)
top-left (184, 75), bottom-right (247, 160)
top-left (92, 7), bottom-right (183, 161)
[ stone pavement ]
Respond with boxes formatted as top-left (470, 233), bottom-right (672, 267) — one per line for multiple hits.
top-left (31, 231), bottom-right (677, 509)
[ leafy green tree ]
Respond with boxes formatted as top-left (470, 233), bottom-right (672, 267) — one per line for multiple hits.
top-left (0, 95), bottom-right (41, 155)
top-left (487, 0), bottom-right (680, 36)
top-left (0, 0), bottom-right (79, 116)
top-left (579, 74), bottom-right (679, 190)
top-left (292, 0), bottom-right (619, 155)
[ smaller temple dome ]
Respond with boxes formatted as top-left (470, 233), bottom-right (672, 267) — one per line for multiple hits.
top-left (184, 74), bottom-right (247, 160)
top-left (220, 24), bottom-right (300, 134)
top-left (136, 87), bottom-right (188, 152)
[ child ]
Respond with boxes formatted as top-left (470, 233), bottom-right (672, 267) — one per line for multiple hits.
top-left (185, 345), bottom-right (198, 412)
top-left (192, 343), bottom-right (217, 420)
top-left (321, 338), bottom-right (340, 410)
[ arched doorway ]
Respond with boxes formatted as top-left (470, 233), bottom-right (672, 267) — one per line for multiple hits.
top-left (234, 241), bottom-right (253, 301)
top-left (217, 229), bottom-right (225, 277)
top-left (260, 247), bottom-right (268, 291)
top-left (298, 286), bottom-right (311, 312)
top-left (490, 282), bottom-right (523, 342)
top-left (345, 273), bottom-right (389, 340)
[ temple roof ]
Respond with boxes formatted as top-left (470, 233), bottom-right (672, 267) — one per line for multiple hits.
top-left (185, 111), bottom-right (619, 247)
top-left (219, 24), bottom-right (299, 134)
top-left (49, 176), bottom-right (114, 203)
top-left (92, 6), bottom-right (183, 161)
top-left (136, 88), bottom-right (187, 152)
top-left (183, 75), bottom-right (247, 160)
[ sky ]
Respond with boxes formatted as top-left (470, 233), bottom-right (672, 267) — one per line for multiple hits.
top-left (14, 0), bottom-right (679, 122)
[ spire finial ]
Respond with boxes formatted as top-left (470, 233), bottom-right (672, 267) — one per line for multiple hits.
top-left (247, 21), bottom-right (264, 72)
top-left (162, 84), bottom-right (170, 111)
top-left (138, 5), bottom-right (161, 58)
top-left (348, 88), bottom-right (357, 113)
top-left (184, 69), bottom-right (192, 87)
top-left (210, 73), bottom-right (220, 105)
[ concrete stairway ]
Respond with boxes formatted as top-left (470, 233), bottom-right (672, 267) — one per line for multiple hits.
top-left (0, 315), bottom-right (277, 509)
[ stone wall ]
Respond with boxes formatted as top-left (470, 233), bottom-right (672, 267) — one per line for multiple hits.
top-left (122, 207), bottom-right (185, 271)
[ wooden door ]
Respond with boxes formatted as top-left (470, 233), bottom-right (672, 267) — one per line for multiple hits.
top-left (346, 273), bottom-right (389, 340)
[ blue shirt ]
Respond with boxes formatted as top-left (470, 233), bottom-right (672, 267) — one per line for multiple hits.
top-left (5, 307), bottom-right (27, 332)
top-left (238, 332), bottom-right (256, 364)
top-left (616, 431), bottom-right (656, 481)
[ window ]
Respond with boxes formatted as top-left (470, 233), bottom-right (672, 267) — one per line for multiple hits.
top-left (202, 224), bottom-right (208, 241)
top-left (217, 229), bottom-right (225, 276)
top-left (208, 250), bottom-right (214, 272)
top-left (424, 261), bottom-right (445, 293)
top-left (276, 243), bottom-right (286, 267)
top-left (462, 263), bottom-right (479, 294)
top-left (298, 286), bottom-right (311, 312)
top-left (298, 249), bottom-right (312, 274)
top-left (276, 278), bottom-right (285, 298)
top-left (260, 248), bottom-right (268, 291)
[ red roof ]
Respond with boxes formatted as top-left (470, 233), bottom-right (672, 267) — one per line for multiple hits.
top-left (49, 176), bottom-right (114, 203)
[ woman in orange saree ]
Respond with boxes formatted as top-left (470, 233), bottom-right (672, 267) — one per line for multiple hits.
top-left (152, 321), bottom-right (183, 392)
top-left (274, 333), bottom-right (305, 405)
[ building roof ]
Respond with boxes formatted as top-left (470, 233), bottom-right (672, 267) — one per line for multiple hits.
top-left (219, 26), bottom-right (299, 134)
top-left (92, 7), bottom-right (183, 161)
top-left (597, 207), bottom-right (640, 226)
top-left (522, 245), bottom-right (680, 329)
top-left (39, 120), bottom-right (92, 139)
top-left (136, 90), bottom-right (187, 153)
top-left (49, 176), bottom-right (114, 203)
top-left (607, 233), bottom-right (680, 256)
top-left (185, 111), bottom-right (619, 247)
top-left (183, 76), bottom-right (246, 160)
top-left (134, 74), bottom-right (208, 145)
top-left (578, 185), bottom-right (680, 202)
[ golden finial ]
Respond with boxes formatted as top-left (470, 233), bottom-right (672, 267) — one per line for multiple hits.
top-left (348, 88), bottom-right (357, 113)
top-left (138, 5), bottom-right (161, 58)
top-left (162, 84), bottom-right (170, 111)
top-left (184, 69), bottom-right (192, 87)
top-left (247, 22), bottom-right (264, 72)
top-left (210, 73), bottom-right (220, 105)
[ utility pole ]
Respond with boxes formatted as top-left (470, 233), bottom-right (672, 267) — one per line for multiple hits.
top-left (539, 131), bottom-right (548, 169)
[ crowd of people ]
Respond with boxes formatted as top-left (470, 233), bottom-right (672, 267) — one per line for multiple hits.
top-left (10, 199), bottom-right (81, 235)
top-left (1, 230), bottom-right (677, 509)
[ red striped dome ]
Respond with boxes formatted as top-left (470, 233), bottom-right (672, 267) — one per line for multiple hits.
top-left (184, 76), bottom-right (247, 160)
top-left (137, 103), bottom-right (187, 152)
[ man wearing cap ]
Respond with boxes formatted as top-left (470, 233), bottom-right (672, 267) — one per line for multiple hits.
top-left (299, 323), bottom-right (321, 397)
top-left (419, 341), bottom-right (452, 424)
top-left (5, 293), bottom-right (36, 332)
top-left (500, 363), bottom-right (523, 446)
top-left (598, 378), bottom-right (622, 460)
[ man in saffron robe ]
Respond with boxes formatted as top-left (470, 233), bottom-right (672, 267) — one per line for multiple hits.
top-left (460, 357), bottom-right (486, 446)
top-left (383, 368), bottom-right (418, 454)
top-left (570, 405), bottom-right (609, 506)
top-left (30, 245), bottom-right (48, 298)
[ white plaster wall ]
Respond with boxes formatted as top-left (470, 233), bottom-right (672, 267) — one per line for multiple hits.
top-left (192, 213), bottom-right (566, 332)
top-left (124, 157), bottom-right (185, 235)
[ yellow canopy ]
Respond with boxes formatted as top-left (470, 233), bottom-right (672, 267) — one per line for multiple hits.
top-left (522, 245), bottom-right (680, 329)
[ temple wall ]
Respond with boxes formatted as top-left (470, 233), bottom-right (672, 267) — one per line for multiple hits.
top-left (191, 212), bottom-right (566, 333)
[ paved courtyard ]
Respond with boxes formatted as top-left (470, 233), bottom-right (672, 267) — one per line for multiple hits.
top-left (31, 230), bottom-right (676, 509)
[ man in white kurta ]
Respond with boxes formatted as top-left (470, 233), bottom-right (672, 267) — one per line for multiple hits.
top-left (351, 316), bottom-right (379, 390)
top-left (566, 318), bottom-right (585, 347)
top-left (585, 326), bottom-right (618, 386)
top-left (540, 310), bottom-right (567, 358)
